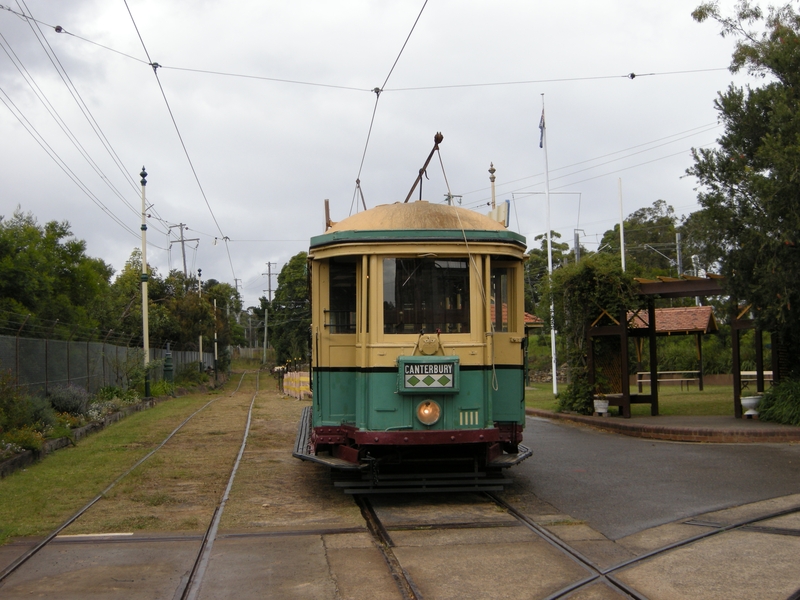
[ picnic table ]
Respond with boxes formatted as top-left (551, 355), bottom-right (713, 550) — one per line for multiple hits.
top-left (637, 371), bottom-right (700, 392)
top-left (741, 371), bottom-right (772, 391)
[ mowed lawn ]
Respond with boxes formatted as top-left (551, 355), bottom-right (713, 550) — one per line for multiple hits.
top-left (526, 383), bottom-right (738, 416)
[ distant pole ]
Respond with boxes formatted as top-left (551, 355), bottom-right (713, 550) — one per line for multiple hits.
top-left (264, 262), bottom-right (278, 302)
top-left (263, 311), bottom-right (268, 363)
top-left (198, 268), bottom-right (203, 373)
top-left (618, 178), bottom-right (626, 272)
top-left (489, 163), bottom-right (496, 209)
top-left (540, 95), bottom-right (557, 395)
top-left (140, 167), bottom-right (151, 397)
top-left (676, 232), bottom-right (683, 277)
top-left (213, 298), bottom-right (218, 381)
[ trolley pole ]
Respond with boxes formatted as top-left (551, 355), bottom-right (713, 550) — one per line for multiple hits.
top-left (140, 167), bottom-right (151, 397)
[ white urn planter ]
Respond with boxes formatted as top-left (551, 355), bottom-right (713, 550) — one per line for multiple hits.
top-left (593, 396), bottom-right (609, 415)
top-left (741, 395), bottom-right (761, 418)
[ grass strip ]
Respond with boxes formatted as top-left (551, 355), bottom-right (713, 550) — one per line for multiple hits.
top-left (526, 384), bottom-right (738, 416)
top-left (0, 390), bottom-right (226, 545)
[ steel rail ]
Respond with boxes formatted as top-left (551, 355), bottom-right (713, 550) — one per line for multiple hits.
top-left (179, 371), bottom-right (260, 600)
top-left (0, 371), bottom-right (248, 585)
top-left (487, 493), bottom-right (646, 600)
top-left (489, 491), bottom-right (800, 600)
top-left (355, 496), bottom-right (424, 600)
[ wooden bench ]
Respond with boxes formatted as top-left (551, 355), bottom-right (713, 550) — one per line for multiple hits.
top-left (637, 371), bottom-right (700, 392)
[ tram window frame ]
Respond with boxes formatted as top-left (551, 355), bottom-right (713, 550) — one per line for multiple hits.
top-left (328, 258), bottom-right (357, 334)
top-left (382, 257), bottom-right (470, 334)
top-left (490, 261), bottom-right (518, 333)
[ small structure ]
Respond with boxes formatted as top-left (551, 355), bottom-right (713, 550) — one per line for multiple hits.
top-left (587, 276), bottom-right (725, 418)
top-left (587, 275), bottom-right (774, 418)
top-left (628, 305), bottom-right (718, 391)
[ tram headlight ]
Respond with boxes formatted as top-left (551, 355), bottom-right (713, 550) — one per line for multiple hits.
top-left (416, 400), bottom-right (441, 426)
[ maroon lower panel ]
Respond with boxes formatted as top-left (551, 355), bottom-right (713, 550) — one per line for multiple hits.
top-left (351, 428), bottom-right (499, 445)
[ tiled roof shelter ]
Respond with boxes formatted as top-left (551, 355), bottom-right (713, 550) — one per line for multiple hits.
top-left (587, 276), bottom-right (770, 419)
top-left (628, 306), bottom-right (718, 335)
top-left (588, 277), bottom-right (724, 418)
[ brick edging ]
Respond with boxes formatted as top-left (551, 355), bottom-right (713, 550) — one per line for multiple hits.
top-left (526, 408), bottom-right (800, 443)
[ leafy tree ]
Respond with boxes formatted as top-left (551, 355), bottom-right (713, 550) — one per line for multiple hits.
top-left (270, 252), bottom-right (310, 364)
top-left (525, 231), bottom-right (570, 313)
top-left (544, 253), bottom-right (643, 414)
top-left (204, 279), bottom-right (246, 361)
top-left (600, 200), bottom-right (680, 277)
top-left (690, 1), bottom-right (800, 377)
top-left (0, 208), bottom-right (113, 335)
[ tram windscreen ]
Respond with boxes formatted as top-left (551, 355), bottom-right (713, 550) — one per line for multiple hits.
top-left (383, 258), bottom-right (470, 334)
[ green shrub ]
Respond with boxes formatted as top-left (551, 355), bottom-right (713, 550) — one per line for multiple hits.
top-left (0, 370), bottom-right (30, 432)
top-left (95, 386), bottom-right (139, 404)
top-left (2, 425), bottom-right (45, 451)
top-left (48, 385), bottom-right (90, 416)
top-left (175, 363), bottom-right (209, 386)
top-left (759, 379), bottom-right (800, 426)
top-left (556, 368), bottom-right (594, 415)
top-left (28, 395), bottom-right (56, 431)
top-left (0, 369), bottom-right (55, 434)
top-left (149, 379), bottom-right (173, 397)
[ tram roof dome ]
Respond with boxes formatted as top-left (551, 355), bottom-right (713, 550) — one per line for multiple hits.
top-left (326, 201), bottom-right (507, 233)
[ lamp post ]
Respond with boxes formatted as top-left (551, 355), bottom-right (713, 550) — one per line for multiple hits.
top-left (140, 167), bottom-right (151, 397)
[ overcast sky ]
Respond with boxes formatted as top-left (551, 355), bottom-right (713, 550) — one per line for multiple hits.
top-left (0, 0), bottom-right (751, 309)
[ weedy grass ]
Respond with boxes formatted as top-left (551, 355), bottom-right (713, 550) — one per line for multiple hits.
top-left (526, 384), bottom-right (737, 416)
top-left (0, 394), bottom-right (214, 545)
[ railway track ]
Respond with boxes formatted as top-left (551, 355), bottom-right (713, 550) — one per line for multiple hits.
top-left (353, 491), bottom-right (800, 600)
top-left (0, 371), bottom-right (259, 599)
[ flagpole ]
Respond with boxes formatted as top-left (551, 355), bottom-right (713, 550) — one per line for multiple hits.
top-left (540, 94), bottom-right (558, 395)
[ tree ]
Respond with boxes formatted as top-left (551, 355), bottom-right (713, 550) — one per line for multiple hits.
top-left (270, 252), bottom-right (310, 364)
top-left (0, 208), bottom-right (113, 335)
top-left (600, 200), bottom-right (679, 277)
top-left (545, 253), bottom-right (642, 414)
top-left (524, 231), bottom-right (570, 313)
top-left (690, 1), bottom-right (800, 377)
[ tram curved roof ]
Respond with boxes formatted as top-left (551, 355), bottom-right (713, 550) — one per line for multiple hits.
top-left (327, 201), bottom-right (506, 233)
top-left (311, 201), bottom-right (526, 249)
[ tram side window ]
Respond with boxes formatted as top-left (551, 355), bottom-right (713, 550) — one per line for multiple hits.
top-left (491, 267), bottom-right (509, 333)
top-left (383, 258), bottom-right (470, 334)
top-left (329, 259), bottom-right (357, 334)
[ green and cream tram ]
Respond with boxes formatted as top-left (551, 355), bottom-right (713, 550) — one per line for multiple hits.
top-left (294, 199), bottom-right (531, 485)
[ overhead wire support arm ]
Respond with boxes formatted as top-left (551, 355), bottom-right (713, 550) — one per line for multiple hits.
top-left (404, 132), bottom-right (443, 203)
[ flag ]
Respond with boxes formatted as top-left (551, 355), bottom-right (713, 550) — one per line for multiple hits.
top-left (538, 109), bottom-right (545, 148)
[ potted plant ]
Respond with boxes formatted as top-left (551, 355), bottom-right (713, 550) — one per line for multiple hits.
top-left (593, 392), bottom-right (609, 415)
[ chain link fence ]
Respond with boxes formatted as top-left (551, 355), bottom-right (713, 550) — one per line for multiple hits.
top-left (0, 334), bottom-right (214, 397)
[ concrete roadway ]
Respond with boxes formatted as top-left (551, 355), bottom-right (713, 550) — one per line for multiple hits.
top-left (518, 415), bottom-right (800, 540)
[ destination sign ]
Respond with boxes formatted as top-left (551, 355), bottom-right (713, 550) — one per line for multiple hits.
top-left (403, 362), bottom-right (455, 389)
top-left (403, 363), bottom-right (454, 376)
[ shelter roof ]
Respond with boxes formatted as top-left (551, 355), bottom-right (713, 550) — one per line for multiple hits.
top-left (634, 275), bottom-right (724, 298)
top-left (628, 306), bottom-right (718, 335)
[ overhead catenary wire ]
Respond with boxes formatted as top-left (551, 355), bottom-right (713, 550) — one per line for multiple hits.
top-left (122, 0), bottom-right (237, 283)
top-left (15, 1), bottom-right (162, 224)
top-left (0, 7), bottom-right (729, 95)
top-left (0, 86), bottom-right (139, 238)
top-left (349, 0), bottom-right (429, 215)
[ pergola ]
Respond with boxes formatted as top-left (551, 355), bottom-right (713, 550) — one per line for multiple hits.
top-left (586, 275), bottom-right (772, 418)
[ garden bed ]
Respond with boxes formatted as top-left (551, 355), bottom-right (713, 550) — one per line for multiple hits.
top-left (0, 396), bottom-right (172, 479)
